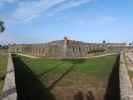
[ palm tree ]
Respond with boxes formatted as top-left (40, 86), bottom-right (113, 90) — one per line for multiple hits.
top-left (0, 21), bottom-right (5, 32)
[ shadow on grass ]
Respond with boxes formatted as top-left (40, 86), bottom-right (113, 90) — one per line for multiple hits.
top-left (13, 55), bottom-right (56, 100)
top-left (61, 59), bottom-right (86, 64)
top-left (37, 63), bottom-right (64, 77)
top-left (104, 55), bottom-right (120, 100)
top-left (48, 64), bottom-right (75, 90)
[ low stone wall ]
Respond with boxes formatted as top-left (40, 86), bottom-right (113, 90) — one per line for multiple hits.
top-left (120, 51), bottom-right (133, 100)
top-left (1, 53), bottom-right (17, 100)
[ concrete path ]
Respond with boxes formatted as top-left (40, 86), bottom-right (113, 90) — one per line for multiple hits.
top-left (14, 53), bottom-right (117, 59)
top-left (79, 53), bottom-right (118, 59)
top-left (14, 53), bottom-right (40, 59)
top-left (88, 53), bottom-right (118, 58)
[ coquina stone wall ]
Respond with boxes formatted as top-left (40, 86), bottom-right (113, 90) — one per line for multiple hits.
top-left (9, 37), bottom-right (127, 58)
top-left (1, 53), bottom-right (17, 100)
top-left (120, 51), bottom-right (133, 100)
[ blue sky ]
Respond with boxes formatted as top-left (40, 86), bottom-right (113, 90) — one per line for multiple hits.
top-left (0, 0), bottom-right (133, 44)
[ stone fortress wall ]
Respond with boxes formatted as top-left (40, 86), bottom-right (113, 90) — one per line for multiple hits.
top-left (3, 37), bottom-right (133, 100)
top-left (1, 53), bottom-right (17, 100)
top-left (9, 37), bottom-right (127, 58)
top-left (119, 51), bottom-right (133, 100)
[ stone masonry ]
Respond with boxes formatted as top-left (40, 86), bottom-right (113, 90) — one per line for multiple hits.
top-left (9, 37), bottom-right (127, 58)
top-left (120, 51), bottom-right (133, 100)
top-left (1, 53), bottom-right (17, 100)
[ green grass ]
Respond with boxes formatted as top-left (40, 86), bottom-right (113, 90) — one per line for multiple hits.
top-left (18, 54), bottom-right (118, 86)
top-left (0, 54), bottom-right (7, 94)
top-left (13, 54), bottom-right (119, 100)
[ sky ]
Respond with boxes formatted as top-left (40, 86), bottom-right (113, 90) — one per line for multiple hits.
top-left (0, 0), bottom-right (133, 44)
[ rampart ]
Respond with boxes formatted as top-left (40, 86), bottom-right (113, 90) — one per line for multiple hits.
top-left (120, 51), bottom-right (133, 100)
top-left (1, 53), bottom-right (17, 100)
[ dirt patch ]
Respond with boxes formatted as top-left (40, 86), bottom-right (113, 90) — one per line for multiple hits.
top-left (52, 87), bottom-right (105, 100)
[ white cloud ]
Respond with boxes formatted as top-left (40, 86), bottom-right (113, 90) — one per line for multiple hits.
top-left (51, 0), bottom-right (93, 14)
top-left (12, 1), bottom-right (43, 21)
top-left (12, 0), bottom-right (93, 22)
top-left (12, 0), bottom-right (67, 22)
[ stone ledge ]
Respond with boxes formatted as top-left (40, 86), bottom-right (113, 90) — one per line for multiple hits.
top-left (120, 51), bottom-right (133, 100)
top-left (1, 53), bottom-right (17, 100)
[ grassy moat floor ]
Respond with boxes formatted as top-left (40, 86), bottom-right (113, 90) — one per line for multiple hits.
top-left (0, 54), bottom-right (7, 95)
top-left (13, 54), bottom-right (119, 100)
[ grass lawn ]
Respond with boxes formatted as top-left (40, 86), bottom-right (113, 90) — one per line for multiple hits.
top-left (13, 54), bottom-right (119, 100)
top-left (0, 54), bottom-right (7, 95)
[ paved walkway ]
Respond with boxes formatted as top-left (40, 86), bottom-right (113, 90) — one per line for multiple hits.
top-left (78, 53), bottom-right (118, 59)
top-left (14, 53), bottom-right (40, 59)
top-left (15, 53), bottom-right (118, 59)
top-left (87, 53), bottom-right (118, 58)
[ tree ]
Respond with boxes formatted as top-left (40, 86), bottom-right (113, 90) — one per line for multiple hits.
top-left (102, 40), bottom-right (106, 44)
top-left (0, 21), bottom-right (5, 32)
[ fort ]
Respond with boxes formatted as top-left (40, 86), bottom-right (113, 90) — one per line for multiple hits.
top-left (9, 37), bottom-right (127, 58)
top-left (1, 38), bottom-right (133, 100)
